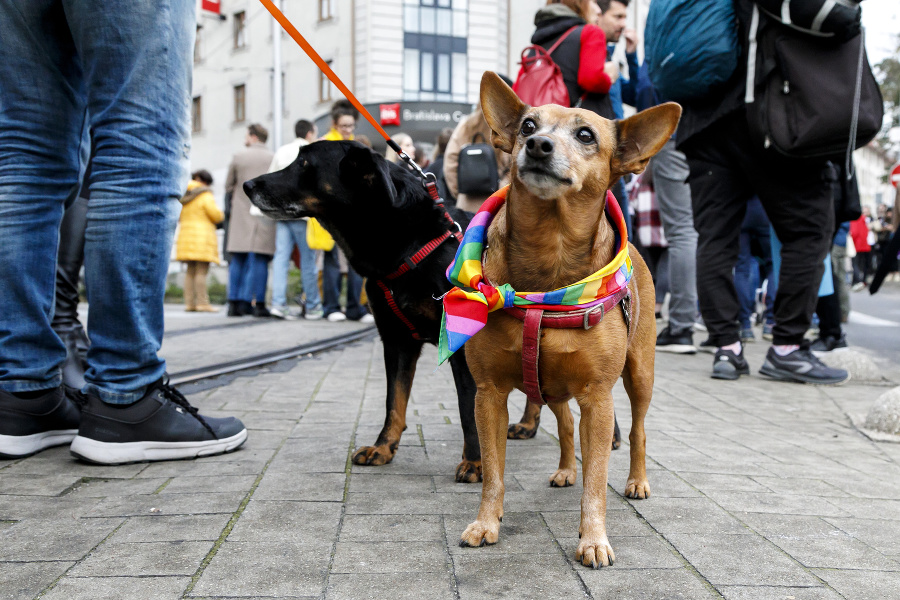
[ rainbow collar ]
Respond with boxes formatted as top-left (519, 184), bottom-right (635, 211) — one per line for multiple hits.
top-left (438, 186), bottom-right (632, 363)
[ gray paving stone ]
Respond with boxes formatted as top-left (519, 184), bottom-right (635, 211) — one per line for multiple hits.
top-left (717, 585), bottom-right (843, 600)
top-left (331, 540), bottom-right (449, 573)
top-left (339, 514), bottom-right (445, 542)
top-left (85, 492), bottom-right (246, 518)
top-left (665, 533), bottom-right (821, 587)
top-left (347, 473), bottom-right (435, 495)
top-left (452, 553), bottom-right (588, 600)
top-left (344, 492), bottom-right (473, 516)
top-left (0, 561), bottom-right (73, 600)
top-left (558, 534), bottom-right (685, 569)
top-left (810, 567), bottom-right (900, 599)
top-left (579, 566), bottom-right (719, 600)
top-left (677, 472), bottom-right (773, 494)
top-left (824, 516), bottom-right (900, 558)
top-left (42, 575), bottom-right (191, 600)
top-left (110, 514), bottom-right (231, 543)
top-left (628, 497), bottom-right (750, 535)
top-left (253, 471), bottom-right (347, 502)
top-left (226, 500), bottom-right (342, 543)
top-left (190, 541), bottom-right (329, 598)
top-left (326, 572), bottom-right (456, 600)
top-left (0, 517), bottom-right (122, 561)
top-left (161, 475), bottom-right (258, 494)
top-left (68, 540), bottom-right (213, 576)
top-left (0, 474), bottom-right (81, 496)
top-left (701, 491), bottom-right (851, 518)
top-left (67, 477), bottom-right (170, 497)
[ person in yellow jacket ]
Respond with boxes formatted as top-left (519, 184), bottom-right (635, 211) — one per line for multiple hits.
top-left (176, 170), bottom-right (224, 312)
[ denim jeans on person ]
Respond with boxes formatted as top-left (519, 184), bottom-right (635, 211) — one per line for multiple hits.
top-left (272, 220), bottom-right (320, 312)
top-left (0, 0), bottom-right (194, 403)
top-left (734, 197), bottom-right (775, 330)
top-left (649, 139), bottom-right (698, 333)
top-left (228, 252), bottom-right (271, 304)
top-left (322, 249), bottom-right (368, 320)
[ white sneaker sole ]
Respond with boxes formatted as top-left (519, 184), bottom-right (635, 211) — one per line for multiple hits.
top-left (0, 429), bottom-right (78, 459)
top-left (69, 429), bottom-right (248, 465)
top-left (655, 344), bottom-right (697, 354)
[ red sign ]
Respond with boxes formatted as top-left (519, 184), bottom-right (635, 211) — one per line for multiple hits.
top-left (891, 163), bottom-right (900, 188)
top-left (201, 0), bottom-right (221, 14)
top-left (380, 103), bottom-right (401, 127)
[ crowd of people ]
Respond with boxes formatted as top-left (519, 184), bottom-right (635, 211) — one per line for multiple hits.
top-left (2, 0), bottom-right (898, 464)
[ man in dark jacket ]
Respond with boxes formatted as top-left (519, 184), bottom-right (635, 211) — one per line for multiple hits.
top-left (677, 0), bottom-right (849, 384)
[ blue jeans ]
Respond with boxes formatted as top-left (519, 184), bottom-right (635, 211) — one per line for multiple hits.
top-left (228, 252), bottom-right (271, 304)
top-left (322, 250), bottom-right (368, 320)
top-left (0, 0), bottom-right (194, 404)
top-left (734, 197), bottom-right (774, 329)
top-left (272, 221), bottom-right (321, 312)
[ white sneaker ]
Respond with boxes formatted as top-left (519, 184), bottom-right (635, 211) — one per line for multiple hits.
top-left (326, 312), bottom-right (347, 322)
top-left (269, 306), bottom-right (297, 321)
top-left (360, 314), bottom-right (375, 324)
top-left (305, 309), bottom-right (324, 320)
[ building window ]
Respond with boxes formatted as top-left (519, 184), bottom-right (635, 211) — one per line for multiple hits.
top-left (192, 96), bottom-right (202, 133)
top-left (233, 11), bottom-right (246, 49)
top-left (403, 0), bottom-right (467, 102)
top-left (319, 60), bottom-right (334, 102)
top-left (194, 25), bottom-right (202, 63)
top-left (319, 0), bottom-right (334, 21)
top-left (234, 84), bottom-right (246, 123)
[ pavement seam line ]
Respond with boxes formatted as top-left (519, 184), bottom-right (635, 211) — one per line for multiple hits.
top-left (320, 342), bottom-right (375, 600)
top-left (440, 513), bottom-right (463, 600)
top-left (538, 511), bottom-right (593, 599)
top-left (33, 519), bottom-right (128, 599)
top-left (181, 351), bottom-right (343, 597)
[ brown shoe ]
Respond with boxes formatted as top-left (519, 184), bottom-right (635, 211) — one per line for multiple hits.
top-left (195, 304), bottom-right (219, 313)
top-left (185, 306), bottom-right (197, 312)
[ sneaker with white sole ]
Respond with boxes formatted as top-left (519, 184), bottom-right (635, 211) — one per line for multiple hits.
top-left (359, 314), bottom-right (375, 324)
top-left (305, 308), bottom-right (324, 320)
top-left (326, 312), bottom-right (347, 322)
top-left (711, 347), bottom-right (750, 380)
top-left (655, 325), bottom-right (697, 354)
top-left (759, 344), bottom-right (849, 385)
top-left (0, 386), bottom-right (81, 459)
top-left (70, 378), bottom-right (247, 464)
top-left (269, 305), bottom-right (297, 320)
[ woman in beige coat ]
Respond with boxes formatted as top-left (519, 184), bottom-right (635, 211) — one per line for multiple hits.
top-left (176, 170), bottom-right (224, 312)
top-left (443, 102), bottom-right (512, 212)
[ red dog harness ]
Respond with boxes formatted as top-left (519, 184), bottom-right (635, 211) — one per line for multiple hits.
top-left (503, 288), bottom-right (631, 405)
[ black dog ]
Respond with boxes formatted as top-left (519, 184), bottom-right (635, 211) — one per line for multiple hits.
top-left (244, 141), bottom-right (483, 482)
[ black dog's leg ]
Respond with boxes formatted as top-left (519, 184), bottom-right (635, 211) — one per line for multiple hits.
top-left (449, 346), bottom-right (481, 483)
top-left (508, 402), bottom-right (542, 439)
top-left (613, 413), bottom-right (621, 450)
top-left (352, 340), bottom-right (422, 467)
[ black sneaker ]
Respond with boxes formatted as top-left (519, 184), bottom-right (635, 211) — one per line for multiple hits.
top-left (759, 344), bottom-right (850, 385)
top-left (70, 378), bottom-right (247, 464)
top-left (810, 334), bottom-right (849, 356)
top-left (656, 325), bottom-right (697, 354)
top-left (711, 347), bottom-right (750, 380)
top-left (0, 386), bottom-right (81, 459)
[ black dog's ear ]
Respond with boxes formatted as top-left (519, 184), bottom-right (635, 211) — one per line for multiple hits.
top-left (339, 144), bottom-right (397, 203)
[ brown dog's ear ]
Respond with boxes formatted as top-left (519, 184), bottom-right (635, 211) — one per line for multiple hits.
top-left (612, 102), bottom-right (682, 179)
top-left (480, 71), bottom-right (528, 154)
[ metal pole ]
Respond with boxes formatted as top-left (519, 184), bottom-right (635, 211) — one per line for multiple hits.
top-left (272, 0), bottom-right (283, 149)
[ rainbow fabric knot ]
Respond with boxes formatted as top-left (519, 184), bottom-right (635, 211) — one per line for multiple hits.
top-left (438, 186), bottom-right (632, 364)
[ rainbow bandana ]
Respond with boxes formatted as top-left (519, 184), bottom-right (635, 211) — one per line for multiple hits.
top-left (438, 186), bottom-right (632, 364)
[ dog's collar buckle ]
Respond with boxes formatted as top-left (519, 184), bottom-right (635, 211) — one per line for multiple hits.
top-left (583, 303), bottom-right (605, 330)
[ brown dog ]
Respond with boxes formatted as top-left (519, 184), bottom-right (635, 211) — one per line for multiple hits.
top-left (458, 72), bottom-right (680, 568)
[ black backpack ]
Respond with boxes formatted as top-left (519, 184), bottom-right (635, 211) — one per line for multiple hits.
top-left (746, 1), bottom-right (883, 159)
top-left (457, 133), bottom-right (499, 196)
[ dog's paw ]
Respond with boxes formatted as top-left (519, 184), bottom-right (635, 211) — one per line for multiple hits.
top-left (352, 445), bottom-right (396, 466)
top-left (576, 536), bottom-right (615, 569)
top-left (549, 468), bottom-right (577, 487)
top-left (624, 478), bottom-right (651, 499)
top-left (507, 421), bottom-right (539, 440)
top-left (459, 520), bottom-right (499, 547)
top-left (456, 459), bottom-right (482, 483)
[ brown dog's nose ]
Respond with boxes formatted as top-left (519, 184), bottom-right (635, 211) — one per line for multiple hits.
top-left (525, 136), bottom-right (554, 159)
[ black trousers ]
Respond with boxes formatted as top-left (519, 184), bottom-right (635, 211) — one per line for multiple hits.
top-left (682, 110), bottom-right (834, 346)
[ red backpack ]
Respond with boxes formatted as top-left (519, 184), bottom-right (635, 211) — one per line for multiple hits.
top-left (513, 26), bottom-right (581, 107)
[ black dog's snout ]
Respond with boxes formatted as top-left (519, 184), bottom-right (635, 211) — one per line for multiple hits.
top-left (242, 179), bottom-right (256, 197)
top-left (525, 136), bottom-right (554, 159)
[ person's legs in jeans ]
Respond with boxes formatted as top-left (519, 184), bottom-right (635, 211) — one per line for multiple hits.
top-left (322, 249), bottom-right (343, 317)
top-left (271, 221), bottom-right (294, 310)
top-left (247, 252), bottom-right (271, 306)
top-left (0, 0), bottom-right (86, 395)
top-left (344, 266), bottom-right (369, 321)
top-left (295, 221), bottom-right (321, 315)
top-left (228, 252), bottom-right (249, 302)
top-left (652, 139), bottom-right (698, 334)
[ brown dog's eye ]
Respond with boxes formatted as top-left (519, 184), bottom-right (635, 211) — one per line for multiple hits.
top-left (521, 119), bottom-right (536, 136)
top-left (576, 128), bottom-right (595, 145)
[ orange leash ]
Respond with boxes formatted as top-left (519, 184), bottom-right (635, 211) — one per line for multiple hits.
top-left (258, 0), bottom-right (404, 157)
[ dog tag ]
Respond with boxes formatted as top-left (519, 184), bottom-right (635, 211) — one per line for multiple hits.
top-left (620, 295), bottom-right (631, 333)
